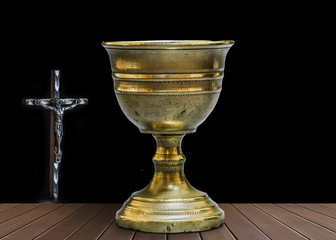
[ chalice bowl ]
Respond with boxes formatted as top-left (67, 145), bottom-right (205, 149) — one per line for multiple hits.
top-left (102, 40), bottom-right (234, 233)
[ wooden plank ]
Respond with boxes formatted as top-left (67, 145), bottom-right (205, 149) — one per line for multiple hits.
top-left (234, 204), bottom-right (308, 240)
top-left (200, 223), bottom-right (236, 240)
top-left (0, 203), bottom-right (40, 224)
top-left (298, 203), bottom-right (336, 219)
top-left (168, 232), bottom-right (201, 240)
top-left (255, 204), bottom-right (336, 240)
top-left (98, 221), bottom-right (135, 240)
top-left (67, 204), bottom-right (119, 240)
top-left (320, 204), bottom-right (336, 210)
top-left (219, 204), bottom-right (270, 240)
top-left (277, 204), bottom-right (336, 233)
top-left (0, 203), bottom-right (63, 238)
top-left (133, 231), bottom-right (166, 240)
top-left (3, 203), bottom-right (335, 239)
top-left (3, 204), bottom-right (84, 239)
top-left (35, 204), bottom-right (106, 240)
top-left (0, 204), bottom-right (21, 214)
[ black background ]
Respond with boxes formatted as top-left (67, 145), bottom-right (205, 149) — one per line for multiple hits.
top-left (1, 3), bottom-right (333, 203)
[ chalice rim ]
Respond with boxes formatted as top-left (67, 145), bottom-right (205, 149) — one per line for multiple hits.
top-left (101, 40), bottom-right (234, 49)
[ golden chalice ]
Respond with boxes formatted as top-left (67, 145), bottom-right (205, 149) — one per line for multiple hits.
top-left (102, 40), bottom-right (234, 233)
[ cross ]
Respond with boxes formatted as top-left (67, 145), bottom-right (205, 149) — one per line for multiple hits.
top-left (23, 70), bottom-right (88, 201)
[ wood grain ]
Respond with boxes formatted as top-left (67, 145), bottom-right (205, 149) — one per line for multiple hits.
top-left (168, 232), bottom-right (201, 240)
top-left (320, 204), bottom-right (336, 210)
top-left (0, 203), bottom-right (40, 224)
top-left (132, 231), bottom-right (166, 240)
top-left (255, 203), bottom-right (336, 240)
top-left (0, 204), bottom-right (62, 238)
top-left (0, 204), bottom-right (20, 214)
top-left (200, 223), bottom-right (236, 240)
top-left (67, 204), bottom-right (119, 239)
top-left (298, 203), bottom-right (336, 219)
top-left (36, 204), bottom-right (106, 240)
top-left (99, 221), bottom-right (135, 240)
top-left (277, 204), bottom-right (336, 233)
top-left (220, 203), bottom-right (270, 240)
top-left (3, 204), bottom-right (84, 239)
top-left (0, 203), bottom-right (335, 240)
top-left (235, 204), bottom-right (308, 240)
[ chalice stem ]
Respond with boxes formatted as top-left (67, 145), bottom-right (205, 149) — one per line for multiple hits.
top-left (150, 134), bottom-right (191, 193)
top-left (153, 134), bottom-right (185, 166)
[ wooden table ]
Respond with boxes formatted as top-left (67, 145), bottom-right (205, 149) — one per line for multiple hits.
top-left (0, 203), bottom-right (336, 239)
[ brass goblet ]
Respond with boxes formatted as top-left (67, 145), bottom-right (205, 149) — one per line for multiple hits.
top-left (102, 40), bottom-right (234, 233)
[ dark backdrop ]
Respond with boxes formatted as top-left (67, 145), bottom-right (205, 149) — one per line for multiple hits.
top-left (1, 3), bottom-right (333, 203)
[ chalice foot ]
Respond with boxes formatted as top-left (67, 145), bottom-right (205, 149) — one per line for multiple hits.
top-left (116, 134), bottom-right (224, 233)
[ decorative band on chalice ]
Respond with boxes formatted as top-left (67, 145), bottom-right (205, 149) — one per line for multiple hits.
top-left (114, 76), bottom-right (223, 94)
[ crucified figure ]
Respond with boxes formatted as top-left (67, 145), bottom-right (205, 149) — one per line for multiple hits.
top-left (34, 98), bottom-right (82, 163)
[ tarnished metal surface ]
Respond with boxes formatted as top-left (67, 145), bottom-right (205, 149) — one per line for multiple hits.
top-left (102, 40), bottom-right (234, 233)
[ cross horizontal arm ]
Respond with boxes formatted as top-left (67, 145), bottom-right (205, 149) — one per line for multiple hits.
top-left (24, 98), bottom-right (88, 106)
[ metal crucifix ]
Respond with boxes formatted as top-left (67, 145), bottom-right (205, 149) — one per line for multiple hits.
top-left (24, 70), bottom-right (88, 201)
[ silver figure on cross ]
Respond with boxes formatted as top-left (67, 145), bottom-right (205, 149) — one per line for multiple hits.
top-left (24, 70), bottom-right (88, 201)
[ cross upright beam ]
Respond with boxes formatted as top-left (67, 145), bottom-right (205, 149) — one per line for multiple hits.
top-left (24, 70), bottom-right (88, 201)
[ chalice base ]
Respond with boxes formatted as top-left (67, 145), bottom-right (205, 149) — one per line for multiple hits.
top-left (115, 134), bottom-right (224, 233)
top-left (116, 193), bottom-right (224, 233)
